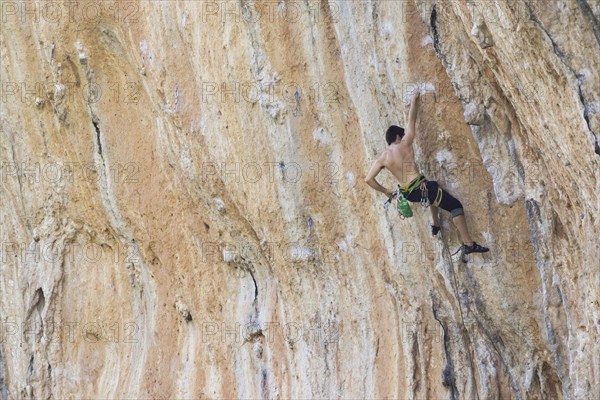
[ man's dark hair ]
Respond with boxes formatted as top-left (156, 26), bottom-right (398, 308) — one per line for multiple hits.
top-left (386, 125), bottom-right (405, 145)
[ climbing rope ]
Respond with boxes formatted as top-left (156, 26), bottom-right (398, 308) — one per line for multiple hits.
top-left (439, 229), bottom-right (481, 400)
top-left (451, 244), bottom-right (468, 264)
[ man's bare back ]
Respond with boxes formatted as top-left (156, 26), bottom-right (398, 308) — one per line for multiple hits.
top-left (380, 142), bottom-right (420, 187)
top-left (364, 92), bottom-right (421, 196)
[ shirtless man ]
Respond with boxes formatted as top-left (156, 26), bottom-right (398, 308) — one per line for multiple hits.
top-left (365, 91), bottom-right (489, 254)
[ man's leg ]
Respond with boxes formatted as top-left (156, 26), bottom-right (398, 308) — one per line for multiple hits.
top-left (434, 186), bottom-right (488, 253)
top-left (430, 206), bottom-right (441, 236)
top-left (430, 206), bottom-right (441, 226)
top-left (426, 181), bottom-right (475, 245)
top-left (452, 214), bottom-right (473, 246)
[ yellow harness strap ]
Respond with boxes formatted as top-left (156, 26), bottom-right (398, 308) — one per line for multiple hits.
top-left (402, 175), bottom-right (443, 208)
top-left (433, 187), bottom-right (443, 207)
top-left (402, 175), bottom-right (426, 194)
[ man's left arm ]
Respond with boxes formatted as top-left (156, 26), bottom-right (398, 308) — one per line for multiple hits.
top-left (365, 159), bottom-right (392, 196)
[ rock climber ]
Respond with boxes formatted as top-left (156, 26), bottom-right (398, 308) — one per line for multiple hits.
top-left (365, 91), bottom-right (489, 255)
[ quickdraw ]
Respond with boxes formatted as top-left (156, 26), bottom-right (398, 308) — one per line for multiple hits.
top-left (419, 181), bottom-right (443, 208)
top-left (420, 182), bottom-right (430, 208)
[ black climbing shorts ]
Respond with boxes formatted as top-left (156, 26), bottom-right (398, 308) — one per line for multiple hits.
top-left (403, 179), bottom-right (464, 218)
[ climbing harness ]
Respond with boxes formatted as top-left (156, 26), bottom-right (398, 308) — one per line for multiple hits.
top-left (420, 180), bottom-right (444, 209)
top-left (405, 176), bottom-right (444, 209)
top-left (432, 185), bottom-right (443, 208)
top-left (383, 176), bottom-right (446, 219)
top-left (401, 175), bottom-right (426, 194)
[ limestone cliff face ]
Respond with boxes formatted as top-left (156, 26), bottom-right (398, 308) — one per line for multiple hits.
top-left (0, 1), bottom-right (598, 399)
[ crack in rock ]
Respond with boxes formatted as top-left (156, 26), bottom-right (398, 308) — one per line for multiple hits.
top-left (525, 2), bottom-right (598, 149)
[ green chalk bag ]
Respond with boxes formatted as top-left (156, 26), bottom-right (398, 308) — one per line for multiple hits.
top-left (397, 191), bottom-right (413, 219)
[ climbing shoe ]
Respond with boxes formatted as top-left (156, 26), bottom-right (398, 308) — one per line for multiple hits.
top-left (463, 242), bottom-right (489, 254)
top-left (431, 225), bottom-right (440, 236)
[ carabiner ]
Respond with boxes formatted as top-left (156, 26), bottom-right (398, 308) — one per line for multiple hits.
top-left (420, 182), bottom-right (430, 208)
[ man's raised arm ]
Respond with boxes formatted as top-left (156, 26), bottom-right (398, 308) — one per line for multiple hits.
top-left (365, 157), bottom-right (393, 197)
top-left (402, 91), bottom-right (420, 146)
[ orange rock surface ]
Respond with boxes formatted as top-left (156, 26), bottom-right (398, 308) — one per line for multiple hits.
top-left (1, 1), bottom-right (598, 398)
